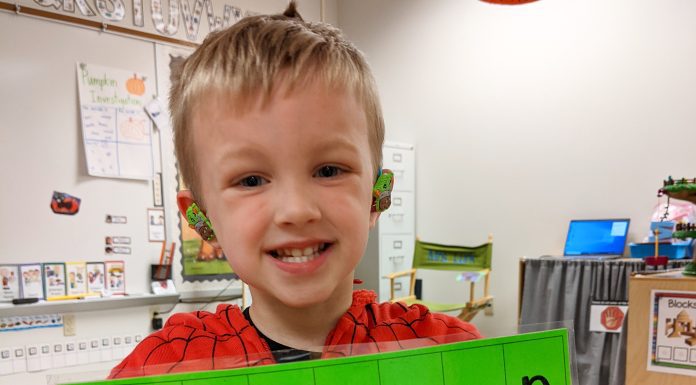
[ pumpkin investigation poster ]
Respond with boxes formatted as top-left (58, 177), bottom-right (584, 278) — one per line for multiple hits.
top-left (76, 62), bottom-right (154, 180)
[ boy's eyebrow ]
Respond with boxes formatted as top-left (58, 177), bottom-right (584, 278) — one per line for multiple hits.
top-left (216, 137), bottom-right (363, 162)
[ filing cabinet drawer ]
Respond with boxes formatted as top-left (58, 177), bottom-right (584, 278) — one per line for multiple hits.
top-left (383, 146), bottom-right (414, 192)
top-left (378, 191), bottom-right (414, 235)
top-left (379, 275), bottom-right (411, 303)
top-left (379, 234), bottom-right (414, 274)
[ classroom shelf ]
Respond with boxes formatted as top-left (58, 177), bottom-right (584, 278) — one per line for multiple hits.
top-left (0, 293), bottom-right (180, 318)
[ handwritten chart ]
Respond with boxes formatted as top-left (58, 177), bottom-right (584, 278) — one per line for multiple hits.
top-left (77, 63), bottom-right (154, 180)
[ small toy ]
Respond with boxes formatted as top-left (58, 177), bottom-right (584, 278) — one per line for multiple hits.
top-left (644, 229), bottom-right (669, 269)
top-left (185, 203), bottom-right (216, 241)
top-left (371, 169), bottom-right (394, 212)
top-left (657, 176), bottom-right (696, 276)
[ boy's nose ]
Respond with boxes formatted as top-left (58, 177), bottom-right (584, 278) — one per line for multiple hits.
top-left (273, 181), bottom-right (321, 226)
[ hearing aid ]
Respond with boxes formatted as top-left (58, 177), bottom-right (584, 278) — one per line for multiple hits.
top-left (371, 168), bottom-right (394, 212)
top-left (186, 203), bottom-right (216, 241)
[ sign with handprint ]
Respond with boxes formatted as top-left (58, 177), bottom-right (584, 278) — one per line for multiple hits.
top-left (589, 301), bottom-right (628, 333)
top-left (648, 290), bottom-right (696, 376)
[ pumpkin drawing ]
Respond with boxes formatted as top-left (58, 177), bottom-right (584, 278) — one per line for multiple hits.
top-left (126, 74), bottom-right (146, 96)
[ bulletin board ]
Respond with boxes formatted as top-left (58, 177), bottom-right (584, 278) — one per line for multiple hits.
top-left (0, 11), bottom-right (166, 296)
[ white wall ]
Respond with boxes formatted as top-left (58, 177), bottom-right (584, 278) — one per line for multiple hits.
top-left (337, 0), bottom-right (696, 337)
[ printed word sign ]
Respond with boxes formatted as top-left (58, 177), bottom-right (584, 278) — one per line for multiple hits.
top-left (64, 329), bottom-right (571, 385)
top-left (648, 290), bottom-right (696, 377)
top-left (77, 63), bottom-right (154, 180)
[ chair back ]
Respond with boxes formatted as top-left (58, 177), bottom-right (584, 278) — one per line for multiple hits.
top-left (412, 239), bottom-right (492, 272)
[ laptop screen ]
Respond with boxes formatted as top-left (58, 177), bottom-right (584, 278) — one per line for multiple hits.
top-left (564, 219), bottom-right (630, 256)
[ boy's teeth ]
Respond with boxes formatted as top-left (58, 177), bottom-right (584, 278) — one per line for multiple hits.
top-left (272, 243), bottom-right (329, 262)
top-left (278, 255), bottom-right (315, 263)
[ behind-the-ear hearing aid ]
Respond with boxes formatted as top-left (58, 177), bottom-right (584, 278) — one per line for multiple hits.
top-left (186, 203), bottom-right (216, 241)
top-left (371, 168), bottom-right (394, 212)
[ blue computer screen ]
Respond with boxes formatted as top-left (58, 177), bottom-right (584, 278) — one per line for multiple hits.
top-left (564, 219), bottom-right (630, 256)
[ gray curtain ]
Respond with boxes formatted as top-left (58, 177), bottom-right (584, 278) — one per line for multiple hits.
top-left (519, 259), bottom-right (689, 385)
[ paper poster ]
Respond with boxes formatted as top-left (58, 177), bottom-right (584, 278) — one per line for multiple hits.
top-left (0, 265), bottom-right (20, 300)
top-left (105, 261), bottom-right (126, 295)
top-left (147, 208), bottom-right (165, 242)
top-left (43, 263), bottom-right (67, 299)
top-left (19, 264), bottom-right (44, 299)
top-left (66, 262), bottom-right (87, 296)
top-left (647, 290), bottom-right (696, 376)
top-left (86, 262), bottom-right (105, 295)
top-left (77, 62), bottom-right (154, 180)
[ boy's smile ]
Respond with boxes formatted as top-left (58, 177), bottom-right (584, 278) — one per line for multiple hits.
top-left (190, 81), bottom-right (378, 309)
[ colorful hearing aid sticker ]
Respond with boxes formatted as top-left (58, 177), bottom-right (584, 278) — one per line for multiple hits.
top-left (186, 203), bottom-right (215, 241)
top-left (372, 170), bottom-right (394, 212)
top-left (51, 191), bottom-right (81, 215)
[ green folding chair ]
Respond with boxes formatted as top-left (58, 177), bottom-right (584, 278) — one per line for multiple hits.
top-left (383, 236), bottom-right (493, 322)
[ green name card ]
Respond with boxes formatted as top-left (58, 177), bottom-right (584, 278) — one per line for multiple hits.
top-left (69, 329), bottom-right (570, 385)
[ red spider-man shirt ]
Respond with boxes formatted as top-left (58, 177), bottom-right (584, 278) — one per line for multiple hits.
top-left (109, 290), bottom-right (481, 379)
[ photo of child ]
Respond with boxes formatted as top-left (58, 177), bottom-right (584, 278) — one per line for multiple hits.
top-left (105, 261), bottom-right (125, 295)
top-left (0, 265), bottom-right (20, 300)
top-left (19, 264), bottom-right (43, 299)
top-left (66, 262), bottom-right (87, 296)
top-left (86, 262), bottom-right (105, 294)
top-left (43, 263), bottom-right (66, 298)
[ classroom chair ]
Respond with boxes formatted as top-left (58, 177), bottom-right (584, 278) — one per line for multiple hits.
top-left (383, 236), bottom-right (493, 322)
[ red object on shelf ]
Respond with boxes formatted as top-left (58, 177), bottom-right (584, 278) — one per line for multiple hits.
top-left (645, 256), bottom-right (669, 267)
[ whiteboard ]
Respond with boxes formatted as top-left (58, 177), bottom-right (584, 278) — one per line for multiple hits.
top-left (0, 12), bottom-right (164, 295)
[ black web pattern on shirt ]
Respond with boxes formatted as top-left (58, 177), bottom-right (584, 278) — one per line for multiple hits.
top-left (323, 303), bottom-right (478, 358)
top-left (110, 306), bottom-right (273, 378)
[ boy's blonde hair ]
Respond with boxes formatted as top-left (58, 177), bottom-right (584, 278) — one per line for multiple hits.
top-left (171, 1), bottom-right (385, 200)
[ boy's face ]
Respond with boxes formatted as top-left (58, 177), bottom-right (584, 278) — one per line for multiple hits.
top-left (189, 81), bottom-right (377, 308)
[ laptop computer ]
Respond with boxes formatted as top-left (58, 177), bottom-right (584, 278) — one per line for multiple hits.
top-left (562, 219), bottom-right (630, 260)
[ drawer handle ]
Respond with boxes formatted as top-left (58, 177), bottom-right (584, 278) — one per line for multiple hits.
top-left (393, 240), bottom-right (403, 249)
top-left (394, 282), bottom-right (403, 291)
top-left (392, 153), bottom-right (402, 162)
top-left (394, 197), bottom-right (402, 206)
top-left (388, 255), bottom-right (404, 262)
top-left (388, 213), bottom-right (404, 221)
top-left (394, 170), bottom-right (405, 178)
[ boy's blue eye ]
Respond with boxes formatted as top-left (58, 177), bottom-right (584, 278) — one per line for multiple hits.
top-left (239, 175), bottom-right (266, 187)
top-left (315, 166), bottom-right (342, 178)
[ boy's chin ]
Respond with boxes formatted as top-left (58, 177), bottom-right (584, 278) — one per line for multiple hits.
top-left (272, 282), bottom-right (350, 309)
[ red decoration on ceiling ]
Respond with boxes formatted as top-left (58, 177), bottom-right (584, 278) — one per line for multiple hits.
top-left (480, 0), bottom-right (540, 4)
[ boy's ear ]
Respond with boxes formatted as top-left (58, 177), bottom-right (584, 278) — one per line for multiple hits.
top-left (176, 190), bottom-right (196, 217)
top-left (176, 190), bottom-right (221, 248)
top-left (369, 211), bottom-right (381, 229)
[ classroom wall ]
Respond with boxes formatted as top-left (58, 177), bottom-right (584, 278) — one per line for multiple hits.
top-left (337, 0), bottom-right (696, 338)
top-left (0, 1), bottom-right (335, 384)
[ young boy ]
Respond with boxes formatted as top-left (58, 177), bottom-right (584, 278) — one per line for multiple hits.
top-left (109, 2), bottom-right (480, 379)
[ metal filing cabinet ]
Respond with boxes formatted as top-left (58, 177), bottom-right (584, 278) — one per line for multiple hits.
top-left (356, 142), bottom-right (415, 302)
